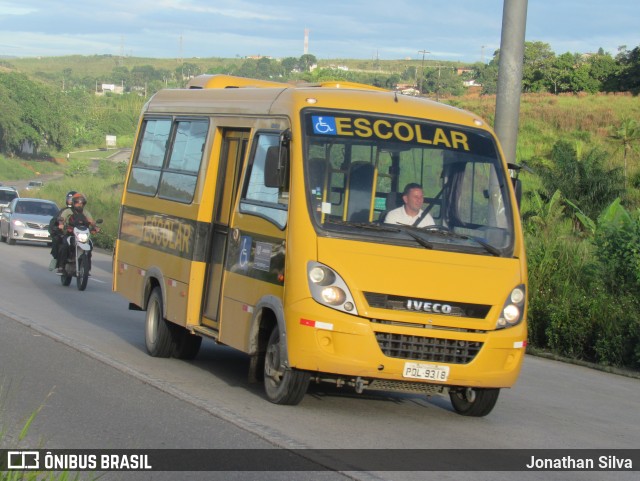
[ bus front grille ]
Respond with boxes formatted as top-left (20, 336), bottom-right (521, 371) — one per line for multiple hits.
top-left (374, 332), bottom-right (482, 364)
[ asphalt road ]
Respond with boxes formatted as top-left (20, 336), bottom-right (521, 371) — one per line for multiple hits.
top-left (0, 241), bottom-right (638, 481)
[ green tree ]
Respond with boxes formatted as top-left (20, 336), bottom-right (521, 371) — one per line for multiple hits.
top-left (0, 84), bottom-right (26, 154)
top-left (544, 52), bottom-right (575, 94)
top-left (475, 61), bottom-right (498, 95)
top-left (0, 71), bottom-right (74, 153)
top-left (608, 118), bottom-right (640, 187)
top-left (299, 54), bottom-right (317, 72)
top-left (587, 52), bottom-right (619, 91)
top-left (616, 46), bottom-right (640, 93)
top-left (281, 57), bottom-right (299, 73)
top-left (522, 41), bottom-right (555, 92)
top-left (570, 62), bottom-right (600, 93)
top-left (421, 66), bottom-right (463, 98)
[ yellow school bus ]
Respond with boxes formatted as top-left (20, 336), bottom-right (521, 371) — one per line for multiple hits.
top-left (113, 74), bottom-right (527, 416)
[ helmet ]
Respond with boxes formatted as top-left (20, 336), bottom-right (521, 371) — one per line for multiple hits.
top-left (71, 193), bottom-right (87, 210)
top-left (65, 190), bottom-right (77, 207)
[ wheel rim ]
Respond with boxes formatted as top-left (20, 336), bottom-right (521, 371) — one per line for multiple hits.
top-left (264, 336), bottom-right (284, 386)
top-left (146, 297), bottom-right (159, 346)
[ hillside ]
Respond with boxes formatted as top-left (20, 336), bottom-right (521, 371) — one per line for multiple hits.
top-left (3, 54), bottom-right (463, 84)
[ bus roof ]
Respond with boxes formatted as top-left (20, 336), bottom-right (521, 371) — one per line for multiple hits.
top-left (147, 75), bottom-right (489, 130)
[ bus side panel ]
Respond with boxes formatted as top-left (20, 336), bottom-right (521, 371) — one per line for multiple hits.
top-left (113, 240), bottom-right (146, 309)
top-left (217, 217), bottom-right (286, 352)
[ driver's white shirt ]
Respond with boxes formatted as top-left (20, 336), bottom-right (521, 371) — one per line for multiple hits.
top-left (385, 206), bottom-right (434, 227)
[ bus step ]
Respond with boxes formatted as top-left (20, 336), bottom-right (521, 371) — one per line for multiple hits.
top-left (191, 325), bottom-right (220, 341)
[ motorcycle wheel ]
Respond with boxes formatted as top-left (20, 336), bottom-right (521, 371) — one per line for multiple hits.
top-left (77, 254), bottom-right (89, 291)
top-left (60, 266), bottom-right (72, 286)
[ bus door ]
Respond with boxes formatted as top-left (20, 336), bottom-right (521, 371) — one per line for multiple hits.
top-left (202, 129), bottom-right (249, 329)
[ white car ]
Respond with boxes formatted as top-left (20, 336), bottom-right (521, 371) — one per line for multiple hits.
top-left (0, 198), bottom-right (59, 245)
top-left (0, 186), bottom-right (19, 211)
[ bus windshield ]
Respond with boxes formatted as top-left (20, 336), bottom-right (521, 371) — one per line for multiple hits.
top-left (302, 110), bottom-right (515, 257)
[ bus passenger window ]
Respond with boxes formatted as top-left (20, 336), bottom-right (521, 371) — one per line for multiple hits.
top-left (158, 120), bottom-right (208, 203)
top-left (137, 119), bottom-right (171, 168)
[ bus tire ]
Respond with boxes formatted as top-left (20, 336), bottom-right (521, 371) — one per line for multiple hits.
top-left (449, 387), bottom-right (500, 417)
top-left (145, 287), bottom-right (174, 358)
top-left (172, 328), bottom-right (202, 360)
top-left (264, 326), bottom-right (310, 405)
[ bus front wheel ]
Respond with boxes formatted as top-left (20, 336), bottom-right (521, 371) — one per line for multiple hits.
top-left (263, 326), bottom-right (310, 405)
top-left (449, 387), bottom-right (500, 417)
top-left (145, 287), bottom-right (175, 358)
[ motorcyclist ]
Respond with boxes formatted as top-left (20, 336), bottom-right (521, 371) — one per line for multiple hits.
top-left (49, 190), bottom-right (76, 270)
top-left (56, 193), bottom-right (98, 274)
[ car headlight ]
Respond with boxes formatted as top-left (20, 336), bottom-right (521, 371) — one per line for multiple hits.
top-left (12, 220), bottom-right (25, 227)
top-left (77, 232), bottom-right (89, 243)
top-left (307, 262), bottom-right (358, 315)
top-left (496, 285), bottom-right (526, 329)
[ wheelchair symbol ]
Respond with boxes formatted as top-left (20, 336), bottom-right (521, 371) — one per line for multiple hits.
top-left (313, 116), bottom-right (336, 134)
top-left (239, 236), bottom-right (252, 272)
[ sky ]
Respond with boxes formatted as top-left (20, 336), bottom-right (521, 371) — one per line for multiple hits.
top-left (0, 0), bottom-right (638, 63)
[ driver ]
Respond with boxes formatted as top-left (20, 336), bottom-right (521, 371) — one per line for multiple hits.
top-left (384, 183), bottom-right (434, 227)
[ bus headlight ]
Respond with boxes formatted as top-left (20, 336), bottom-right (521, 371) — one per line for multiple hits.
top-left (307, 261), bottom-right (358, 315)
top-left (496, 285), bottom-right (526, 329)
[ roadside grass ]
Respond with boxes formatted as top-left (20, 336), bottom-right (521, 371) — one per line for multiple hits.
top-left (0, 157), bottom-right (60, 183)
top-left (0, 386), bottom-right (87, 481)
top-left (449, 92), bottom-right (640, 180)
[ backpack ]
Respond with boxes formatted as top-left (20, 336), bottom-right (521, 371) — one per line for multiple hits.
top-left (48, 207), bottom-right (65, 236)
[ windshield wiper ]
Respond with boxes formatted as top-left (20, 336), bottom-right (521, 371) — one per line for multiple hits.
top-left (391, 225), bottom-right (434, 249)
top-left (404, 229), bottom-right (434, 249)
top-left (407, 225), bottom-right (502, 256)
top-left (468, 236), bottom-right (501, 256)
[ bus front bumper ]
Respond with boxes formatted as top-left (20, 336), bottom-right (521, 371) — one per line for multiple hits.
top-left (285, 299), bottom-right (527, 390)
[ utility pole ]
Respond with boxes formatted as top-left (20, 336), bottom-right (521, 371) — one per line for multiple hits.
top-left (418, 49), bottom-right (430, 95)
top-left (494, 0), bottom-right (528, 165)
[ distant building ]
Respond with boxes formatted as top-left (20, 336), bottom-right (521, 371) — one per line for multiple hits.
top-left (396, 83), bottom-right (420, 96)
top-left (456, 67), bottom-right (474, 76)
top-left (96, 83), bottom-right (124, 95)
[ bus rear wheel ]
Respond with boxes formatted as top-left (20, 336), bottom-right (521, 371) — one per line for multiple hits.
top-left (145, 287), bottom-right (175, 358)
top-left (263, 326), bottom-right (310, 405)
top-left (449, 387), bottom-right (500, 417)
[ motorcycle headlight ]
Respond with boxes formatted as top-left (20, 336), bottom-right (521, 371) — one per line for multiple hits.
top-left (496, 285), bottom-right (526, 329)
top-left (77, 232), bottom-right (89, 243)
top-left (307, 262), bottom-right (358, 315)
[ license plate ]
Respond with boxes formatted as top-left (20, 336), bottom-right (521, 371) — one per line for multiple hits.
top-left (35, 232), bottom-right (49, 237)
top-left (403, 362), bottom-right (450, 382)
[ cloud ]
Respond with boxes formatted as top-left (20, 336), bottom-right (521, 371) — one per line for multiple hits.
top-left (0, 1), bottom-right (638, 61)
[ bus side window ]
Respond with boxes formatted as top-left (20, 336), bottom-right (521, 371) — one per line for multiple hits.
top-left (240, 133), bottom-right (288, 229)
top-left (158, 119), bottom-right (208, 203)
top-left (127, 118), bottom-right (172, 196)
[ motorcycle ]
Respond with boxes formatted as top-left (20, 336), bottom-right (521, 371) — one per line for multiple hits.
top-left (59, 219), bottom-right (102, 291)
